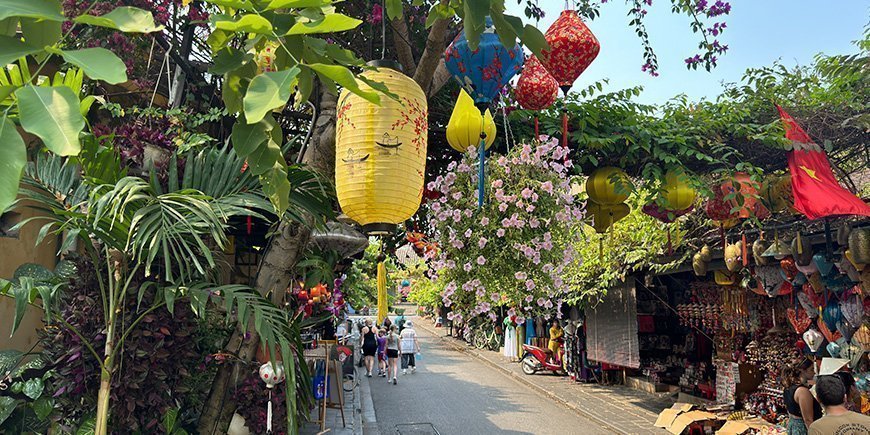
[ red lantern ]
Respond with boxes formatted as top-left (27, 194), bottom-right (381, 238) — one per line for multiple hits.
top-left (721, 173), bottom-right (770, 219)
top-left (540, 10), bottom-right (600, 150)
top-left (515, 55), bottom-right (558, 138)
top-left (705, 188), bottom-right (738, 248)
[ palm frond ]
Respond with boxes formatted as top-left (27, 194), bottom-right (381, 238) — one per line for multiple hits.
top-left (285, 164), bottom-right (335, 227)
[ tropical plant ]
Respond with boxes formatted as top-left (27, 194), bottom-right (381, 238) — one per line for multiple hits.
top-left (2, 140), bottom-right (325, 434)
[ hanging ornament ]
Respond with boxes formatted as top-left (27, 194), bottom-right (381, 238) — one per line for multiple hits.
top-left (853, 324), bottom-right (870, 350)
top-left (258, 361), bottom-right (286, 433)
top-left (814, 253), bottom-right (836, 277)
top-left (762, 230), bottom-right (792, 260)
top-left (444, 17), bottom-right (524, 208)
top-left (753, 238), bottom-right (772, 266)
top-left (446, 89), bottom-right (496, 153)
top-left (797, 290), bottom-right (820, 318)
top-left (803, 328), bottom-right (824, 353)
top-left (837, 222), bottom-right (852, 247)
top-left (848, 228), bottom-right (870, 265)
top-left (760, 174), bottom-right (794, 214)
top-left (705, 187), bottom-right (739, 249)
top-left (724, 241), bottom-right (744, 272)
top-left (515, 55), bottom-right (558, 138)
top-left (823, 300), bottom-right (844, 334)
top-left (787, 307), bottom-right (812, 334)
top-left (791, 232), bottom-right (813, 266)
top-left (720, 173), bottom-right (770, 220)
top-left (540, 9), bottom-right (600, 149)
top-left (586, 167), bottom-right (632, 205)
top-left (642, 170), bottom-right (696, 255)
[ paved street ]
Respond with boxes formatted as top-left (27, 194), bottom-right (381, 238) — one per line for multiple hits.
top-left (367, 317), bottom-right (611, 435)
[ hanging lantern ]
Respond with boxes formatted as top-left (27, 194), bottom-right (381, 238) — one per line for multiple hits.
top-left (539, 9), bottom-right (600, 149)
top-left (335, 62), bottom-right (428, 233)
top-left (791, 232), bottom-right (813, 266)
top-left (803, 328), bottom-right (824, 353)
top-left (705, 187), bottom-right (739, 248)
top-left (762, 230), bottom-right (792, 259)
top-left (848, 228), bottom-right (870, 265)
top-left (258, 361), bottom-right (286, 433)
top-left (444, 17), bottom-right (524, 208)
top-left (335, 61), bottom-right (428, 323)
top-left (446, 89), bottom-right (496, 153)
top-left (586, 167), bottom-right (632, 205)
top-left (587, 202), bottom-right (630, 234)
top-left (642, 170), bottom-right (696, 254)
top-left (515, 55), bottom-right (558, 138)
top-left (760, 174), bottom-right (793, 213)
top-left (721, 173), bottom-right (770, 220)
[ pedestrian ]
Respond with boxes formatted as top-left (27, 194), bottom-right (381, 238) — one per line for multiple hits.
top-left (382, 316), bottom-right (393, 330)
top-left (395, 309), bottom-right (407, 332)
top-left (809, 375), bottom-right (870, 434)
top-left (781, 361), bottom-right (822, 434)
top-left (360, 319), bottom-right (378, 377)
top-left (376, 328), bottom-right (388, 377)
top-left (400, 321), bottom-right (420, 375)
top-left (385, 325), bottom-right (401, 384)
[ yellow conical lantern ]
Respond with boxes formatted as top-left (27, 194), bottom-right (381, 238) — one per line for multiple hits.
top-left (446, 89), bottom-right (496, 153)
top-left (335, 61), bottom-right (428, 234)
top-left (588, 202), bottom-right (630, 234)
top-left (586, 167), bottom-right (632, 205)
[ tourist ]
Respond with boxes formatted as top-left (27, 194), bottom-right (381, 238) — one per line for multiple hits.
top-left (809, 375), bottom-right (870, 434)
top-left (782, 361), bottom-right (822, 434)
top-left (382, 316), bottom-right (393, 330)
top-left (395, 310), bottom-right (407, 332)
top-left (548, 320), bottom-right (563, 363)
top-left (400, 321), bottom-right (421, 375)
top-left (386, 325), bottom-right (401, 384)
top-left (376, 328), bottom-right (387, 377)
top-left (834, 371), bottom-right (861, 411)
top-left (360, 319), bottom-right (378, 377)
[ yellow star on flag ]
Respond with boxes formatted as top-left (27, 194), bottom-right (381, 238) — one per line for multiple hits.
top-left (799, 165), bottom-right (821, 181)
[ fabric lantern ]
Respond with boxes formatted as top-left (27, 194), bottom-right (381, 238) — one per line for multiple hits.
top-left (540, 9), bottom-right (600, 149)
top-left (588, 202), bottom-right (629, 234)
top-left (444, 17), bottom-right (524, 208)
top-left (803, 328), bottom-right (824, 353)
top-left (335, 61), bottom-right (428, 323)
top-left (586, 167), bottom-right (632, 205)
top-left (838, 321), bottom-right (857, 342)
top-left (642, 170), bottom-right (696, 254)
top-left (515, 55), bottom-right (558, 138)
top-left (721, 173), bottom-right (769, 219)
top-left (848, 228), bottom-right (870, 265)
top-left (824, 300), bottom-right (843, 333)
top-left (258, 362), bottom-right (285, 433)
top-left (446, 89), bottom-right (496, 153)
top-left (797, 291), bottom-right (819, 318)
top-left (814, 253), bottom-right (835, 277)
top-left (705, 187), bottom-right (739, 249)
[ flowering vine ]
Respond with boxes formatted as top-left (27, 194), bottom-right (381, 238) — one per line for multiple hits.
top-left (424, 137), bottom-right (585, 328)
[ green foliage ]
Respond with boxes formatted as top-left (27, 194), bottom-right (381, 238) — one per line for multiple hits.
top-left (0, 117), bottom-right (25, 213)
top-left (342, 240), bottom-right (396, 311)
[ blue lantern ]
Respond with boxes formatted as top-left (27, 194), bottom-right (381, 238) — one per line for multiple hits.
top-left (445, 17), bottom-right (524, 208)
top-left (823, 299), bottom-right (842, 333)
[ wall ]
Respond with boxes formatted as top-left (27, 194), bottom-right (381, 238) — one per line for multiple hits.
top-left (0, 205), bottom-right (59, 352)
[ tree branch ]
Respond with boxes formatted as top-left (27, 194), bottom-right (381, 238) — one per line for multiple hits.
top-left (428, 59), bottom-right (452, 97)
top-left (412, 5), bottom-right (451, 92)
top-left (391, 16), bottom-right (416, 76)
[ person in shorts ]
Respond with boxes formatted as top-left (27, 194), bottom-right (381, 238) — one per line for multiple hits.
top-left (376, 328), bottom-right (387, 377)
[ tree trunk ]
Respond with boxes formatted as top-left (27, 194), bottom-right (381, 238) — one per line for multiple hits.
top-left (196, 90), bottom-right (337, 435)
top-left (94, 317), bottom-right (115, 435)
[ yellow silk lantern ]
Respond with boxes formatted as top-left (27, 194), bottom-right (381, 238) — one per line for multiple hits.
top-left (587, 202), bottom-right (630, 234)
top-left (662, 170), bottom-right (696, 211)
top-left (446, 89), bottom-right (496, 153)
top-left (586, 167), bottom-right (632, 205)
top-left (335, 62), bottom-right (428, 234)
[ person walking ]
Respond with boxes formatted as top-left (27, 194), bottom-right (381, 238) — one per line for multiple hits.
top-left (360, 319), bottom-right (378, 377)
top-left (809, 375), bottom-right (870, 434)
top-left (376, 328), bottom-right (388, 377)
top-left (385, 325), bottom-right (401, 384)
top-left (400, 321), bottom-right (421, 375)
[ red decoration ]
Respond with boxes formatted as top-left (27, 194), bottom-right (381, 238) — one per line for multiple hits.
top-left (515, 55), bottom-right (558, 111)
top-left (777, 105), bottom-right (870, 219)
top-left (705, 187), bottom-right (736, 222)
top-left (780, 257), bottom-right (798, 281)
top-left (540, 10), bottom-right (601, 90)
top-left (720, 173), bottom-right (770, 219)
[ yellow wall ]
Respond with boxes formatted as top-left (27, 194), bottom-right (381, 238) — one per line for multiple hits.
top-left (0, 206), bottom-right (59, 351)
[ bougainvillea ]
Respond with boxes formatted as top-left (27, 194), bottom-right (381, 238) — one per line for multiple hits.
top-left (424, 137), bottom-right (585, 326)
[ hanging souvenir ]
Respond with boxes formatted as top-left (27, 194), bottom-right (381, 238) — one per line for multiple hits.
top-left (838, 320), bottom-right (857, 342)
top-left (813, 253), bottom-right (836, 277)
top-left (586, 167), bottom-right (632, 205)
top-left (693, 251), bottom-right (708, 277)
top-left (853, 324), bottom-right (870, 350)
top-left (837, 255), bottom-right (863, 282)
top-left (787, 307), bottom-right (812, 334)
top-left (849, 228), bottom-right (870, 264)
top-left (515, 55), bottom-right (558, 138)
top-left (827, 341), bottom-right (842, 358)
top-left (842, 343), bottom-right (865, 369)
top-left (258, 361), bottom-right (286, 433)
top-left (823, 302), bottom-right (844, 338)
top-left (762, 231), bottom-right (792, 260)
top-left (446, 89), bottom-right (497, 153)
top-left (725, 241), bottom-right (744, 272)
top-left (445, 17), bottom-right (524, 208)
top-left (846, 250), bottom-right (867, 271)
top-left (753, 238), bottom-right (772, 266)
top-left (818, 317), bottom-right (842, 344)
top-left (755, 265), bottom-right (784, 297)
top-left (837, 222), bottom-right (852, 246)
top-left (796, 259), bottom-right (819, 276)
top-left (539, 9), bottom-right (600, 149)
top-left (797, 290), bottom-right (819, 318)
top-left (803, 328), bottom-right (824, 353)
top-left (780, 257), bottom-right (799, 281)
top-left (791, 233), bottom-right (813, 266)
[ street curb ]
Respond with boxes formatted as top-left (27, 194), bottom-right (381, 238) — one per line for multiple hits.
top-left (416, 321), bottom-right (623, 435)
top-left (357, 357), bottom-right (380, 435)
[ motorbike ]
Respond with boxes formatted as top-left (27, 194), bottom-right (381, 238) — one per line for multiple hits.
top-left (520, 343), bottom-right (565, 376)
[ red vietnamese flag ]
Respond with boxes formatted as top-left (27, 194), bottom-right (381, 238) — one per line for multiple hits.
top-left (777, 105), bottom-right (870, 219)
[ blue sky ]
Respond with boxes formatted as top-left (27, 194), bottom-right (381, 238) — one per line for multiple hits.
top-left (505, 1), bottom-right (868, 104)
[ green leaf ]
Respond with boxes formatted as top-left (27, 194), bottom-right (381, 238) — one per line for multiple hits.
top-left (11, 280), bottom-right (30, 336)
top-left (260, 166), bottom-right (290, 213)
top-left (305, 63), bottom-right (379, 104)
top-left (20, 17), bottom-right (61, 61)
top-left (0, 35), bottom-right (40, 66)
top-left (247, 140), bottom-right (283, 176)
top-left (204, 0), bottom-right (254, 8)
top-left (73, 7), bottom-right (164, 33)
top-left (231, 117), bottom-right (269, 157)
top-left (243, 67), bottom-right (300, 123)
top-left (215, 14), bottom-right (273, 35)
top-left (0, 0), bottom-right (65, 22)
top-left (266, 0), bottom-right (331, 9)
top-left (22, 377), bottom-right (44, 399)
top-left (0, 117), bottom-right (26, 214)
top-left (52, 48), bottom-right (128, 84)
top-left (520, 24), bottom-right (549, 58)
top-left (15, 85), bottom-right (85, 156)
top-left (222, 61), bottom-right (257, 114)
top-left (75, 416), bottom-right (96, 435)
top-left (385, 0), bottom-right (403, 20)
top-left (165, 286), bottom-right (176, 315)
top-left (0, 397), bottom-right (15, 426)
top-left (209, 47), bottom-right (253, 75)
top-left (32, 396), bottom-right (54, 420)
top-left (286, 13), bottom-right (362, 35)
top-left (0, 18), bottom-right (18, 36)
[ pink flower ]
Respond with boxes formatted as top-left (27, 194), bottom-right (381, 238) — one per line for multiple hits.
top-left (525, 295), bottom-right (534, 303)
top-left (496, 229), bottom-right (505, 237)
top-left (525, 279), bottom-right (536, 290)
top-left (480, 217), bottom-right (490, 226)
top-left (515, 271), bottom-right (527, 280)
top-left (492, 179), bottom-right (503, 188)
top-left (521, 188), bottom-right (533, 199)
top-left (498, 203), bottom-right (508, 212)
top-left (452, 192), bottom-right (463, 200)
top-left (536, 297), bottom-right (546, 306)
top-left (463, 263), bottom-right (472, 272)
top-left (476, 255), bottom-right (486, 265)
top-left (478, 237), bottom-right (488, 248)
top-left (464, 228), bottom-right (472, 238)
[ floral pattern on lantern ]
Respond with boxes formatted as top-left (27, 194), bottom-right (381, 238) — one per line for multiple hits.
top-left (540, 10), bottom-right (601, 89)
top-left (515, 55), bottom-right (558, 111)
top-left (335, 63), bottom-right (428, 233)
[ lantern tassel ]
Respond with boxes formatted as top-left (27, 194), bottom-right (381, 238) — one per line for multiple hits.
top-left (267, 390), bottom-right (273, 433)
top-left (797, 231), bottom-right (803, 255)
top-left (376, 251), bottom-right (388, 325)
top-left (561, 110), bottom-right (568, 150)
top-left (742, 233), bottom-right (749, 267)
top-left (598, 234), bottom-right (603, 263)
top-left (534, 115), bottom-right (539, 139)
top-left (478, 137), bottom-right (486, 208)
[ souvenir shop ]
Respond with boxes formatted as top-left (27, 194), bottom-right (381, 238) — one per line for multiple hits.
top-left (587, 220), bottom-right (870, 432)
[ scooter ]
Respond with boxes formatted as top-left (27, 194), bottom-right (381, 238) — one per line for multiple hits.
top-left (520, 343), bottom-right (565, 375)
